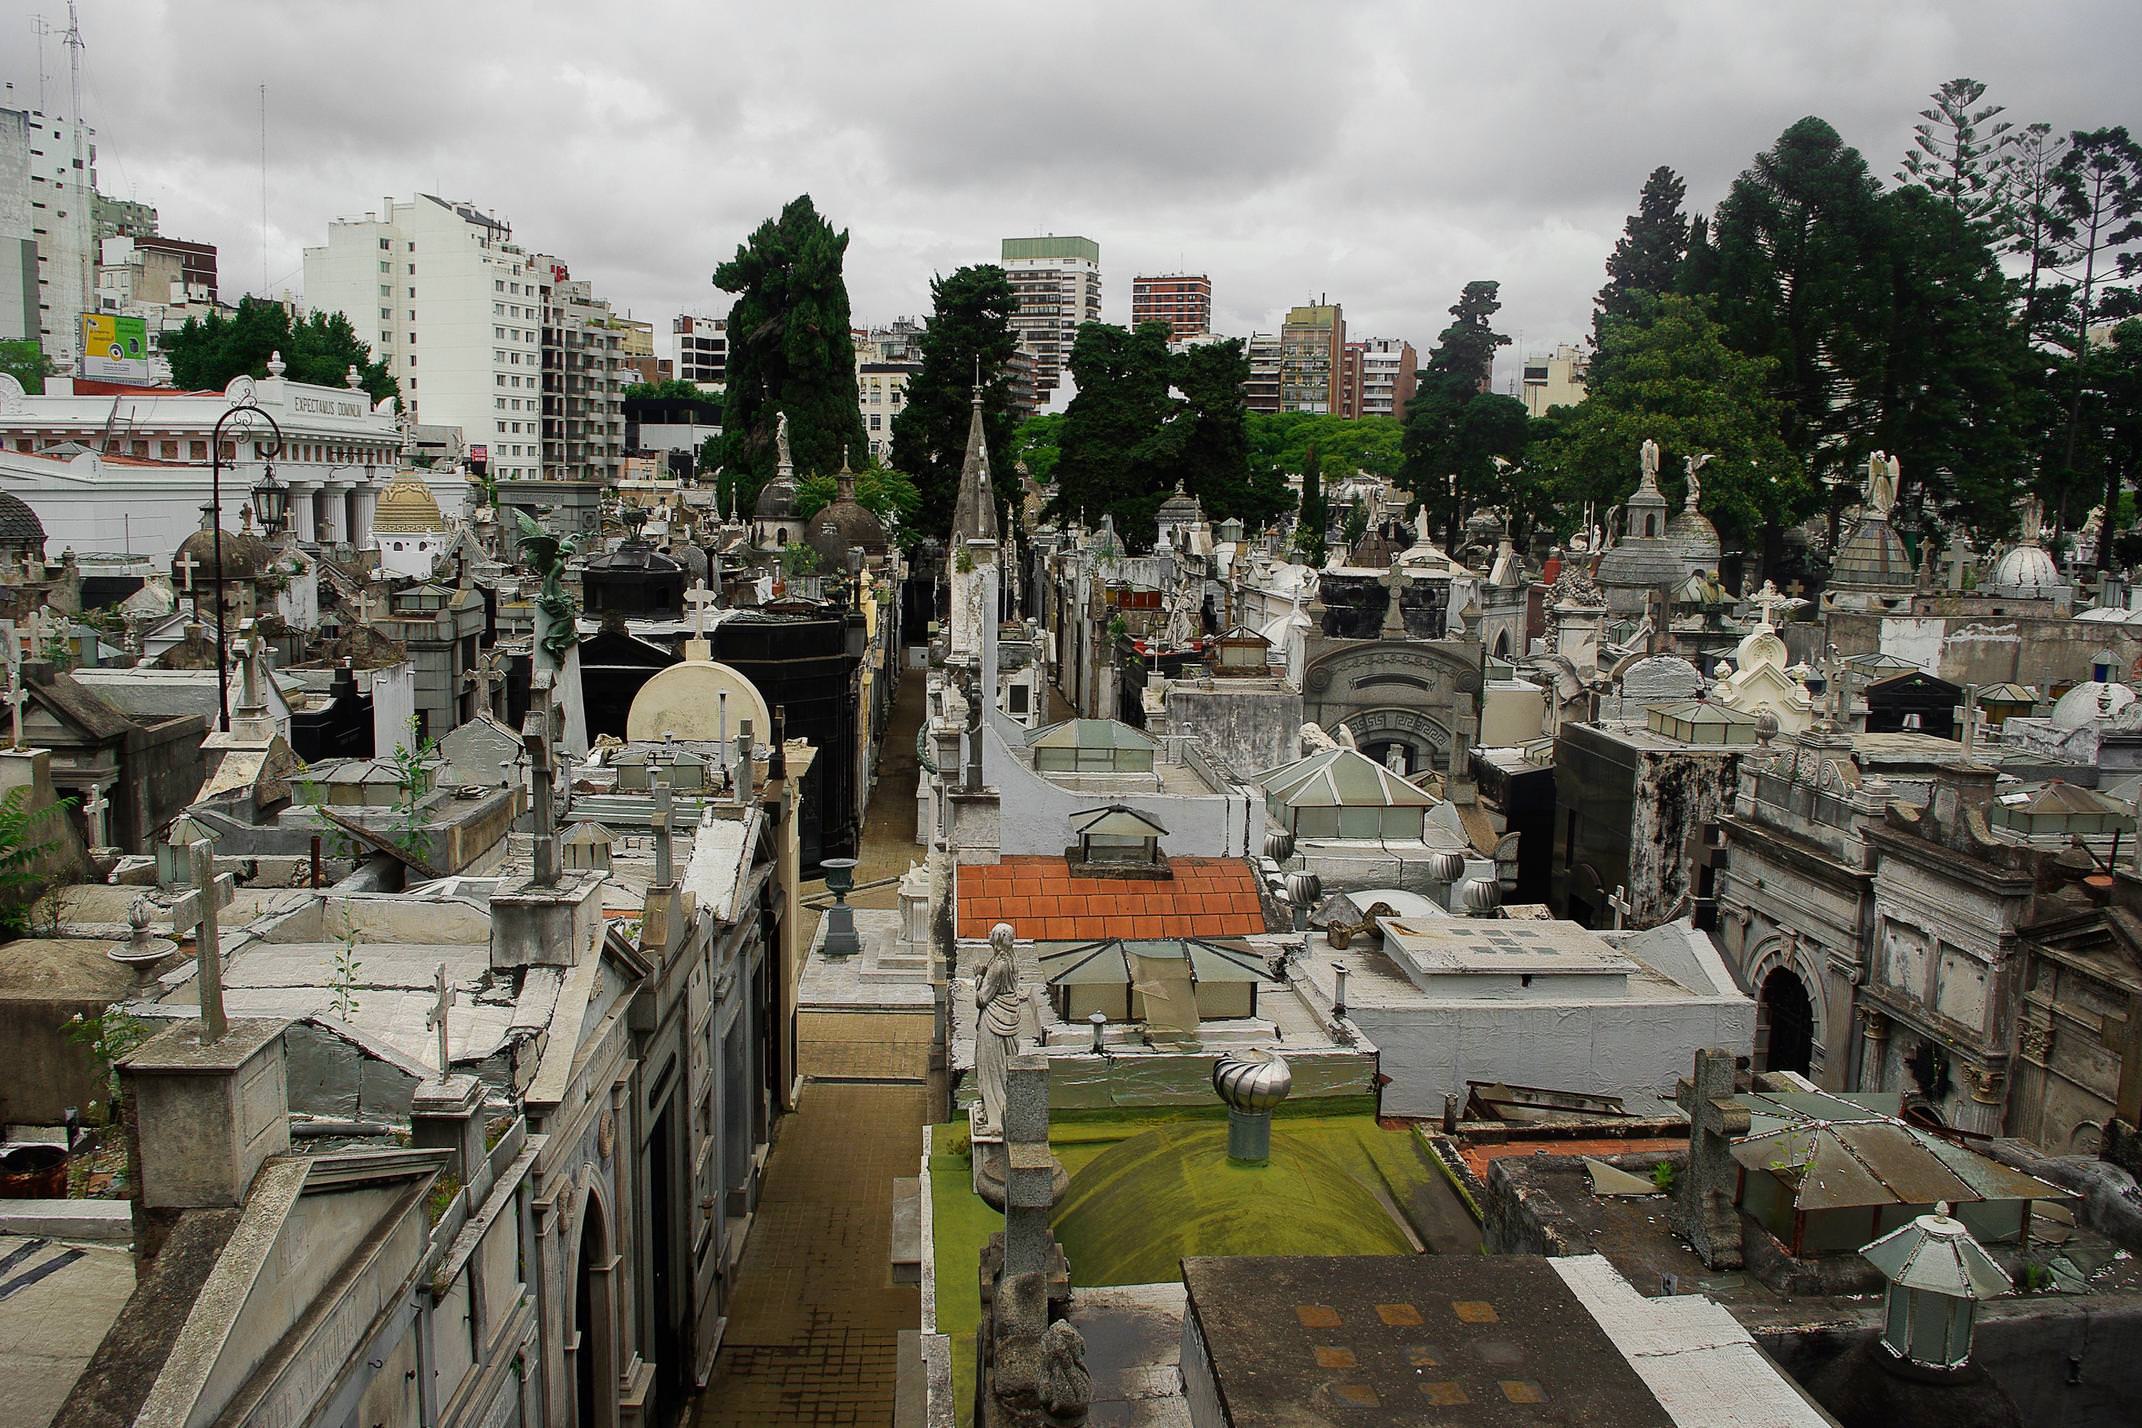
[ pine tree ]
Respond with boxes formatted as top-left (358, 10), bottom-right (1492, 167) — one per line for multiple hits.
top-left (1594, 167), bottom-right (1691, 349)
top-left (1896, 78), bottom-right (2016, 226)
top-left (1050, 321), bottom-right (1176, 544)
top-left (1420, 281), bottom-right (1510, 396)
top-left (1712, 117), bottom-right (1887, 486)
top-left (712, 195), bottom-right (870, 510)
top-left (888, 265), bottom-right (1019, 539)
top-left (2048, 127), bottom-right (2142, 561)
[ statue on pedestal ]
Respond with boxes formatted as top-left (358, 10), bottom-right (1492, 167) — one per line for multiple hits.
top-left (974, 921), bottom-right (1022, 1137)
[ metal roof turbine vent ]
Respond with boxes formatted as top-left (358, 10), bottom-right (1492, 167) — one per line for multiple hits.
top-left (1283, 869), bottom-right (1322, 931)
top-left (1426, 850), bottom-right (1466, 886)
top-left (1263, 828), bottom-right (1296, 865)
top-left (1213, 1048), bottom-right (1293, 1166)
top-left (1460, 877), bottom-right (1503, 918)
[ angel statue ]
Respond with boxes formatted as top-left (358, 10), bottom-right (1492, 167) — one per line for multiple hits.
top-left (1864, 451), bottom-right (1898, 518)
top-left (513, 509), bottom-right (580, 665)
top-left (1684, 453), bottom-right (1712, 509)
top-left (1640, 437), bottom-right (1661, 485)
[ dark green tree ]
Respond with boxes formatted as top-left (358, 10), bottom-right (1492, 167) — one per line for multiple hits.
top-left (1049, 321), bottom-right (1176, 544)
top-left (0, 342), bottom-right (51, 394)
top-left (1420, 281), bottom-right (1511, 396)
top-left (794, 463), bottom-right (922, 531)
top-left (889, 264), bottom-right (1020, 539)
top-left (1150, 338), bottom-right (1292, 531)
top-left (1711, 117), bottom-right (1887, 484)
top-left (1530, 294), bottom-right (1805, 551)
top-left (712, 195), bottom-right (870, 510)
top-left (1678, 212), bottom-right (1720, 297)
top-left (1994, 123), bottom-right (2074, 340)
top-left (1013, 413), bottom-right (1064, 488)
top-left (2049, 127), bottom-right (2142, 558)
top-left (624, 378), bottom-right (718, 404)
top-left (165, 297), bottom-right (396, 403)
top-left (1595, 167), bottom-right (1691, 348)
top-left (1896, 77), bottom-right (2015, 225)
top-left (1292, 444), bottom-right (1328, 565)
top-left (1246, 412), bottom-right (1404, 482)
top-left (1867, 187), bottom-right (2035, 534)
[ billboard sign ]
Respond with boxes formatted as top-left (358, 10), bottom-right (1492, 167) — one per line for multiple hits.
top-left (80, 313), bottom-right (152, 383)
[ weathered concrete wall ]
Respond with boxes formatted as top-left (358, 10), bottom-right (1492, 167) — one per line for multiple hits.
top-left (1356, 994), bottom-right (1754, 1119)
top-left (1158, 680), bottom-right (1303, 779)
top-left (0, 937), bottom-right (153, 1123)
top-left (1827, 604), bottom-right (2142, 688)
top-left (980, 722), bottom-right (1256, 860)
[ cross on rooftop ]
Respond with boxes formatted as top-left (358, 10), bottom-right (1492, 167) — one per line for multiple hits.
top-left (170, 840), bottom-right (237, 1041)
top-left (1674, 1048), bottom-right (1750, 1269)
top-left (174, 552), bottom-right (201, 594)
top-left (684, 579), bottom-right (718, 639)
top-left (1606, 885), bottom-right (1631, 930)
top-left (1750, 580), bottom-right (1787, 630)
top-left (425, 960), bottom-right (454, 1077)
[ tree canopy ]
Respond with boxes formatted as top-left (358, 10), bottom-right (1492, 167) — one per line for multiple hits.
top-left (1529, 294), bottom-right (1805, 547)
top-left (888, 264), bottom-right (1020, 539)
top-left (712, 195), bottom-right (870, 513)
top-left (794, 464), bottom-right (922, 534)
top-left (1595, 167), bottom-right (1691, 349)
top-left (165, 297), bottom-right (396, 404)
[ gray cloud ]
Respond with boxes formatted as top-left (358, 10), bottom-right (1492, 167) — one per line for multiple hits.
top-left (10, 0), bottom-right (2135, 391)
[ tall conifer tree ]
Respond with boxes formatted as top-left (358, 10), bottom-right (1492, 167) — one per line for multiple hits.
top-left (889, 265), bottom-right (1019, 539)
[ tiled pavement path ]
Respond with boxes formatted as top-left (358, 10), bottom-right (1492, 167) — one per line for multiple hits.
top-left (694, 1082), bottom-right (927, 1426)
top-left (698, 669), bottom-right (932, 1426)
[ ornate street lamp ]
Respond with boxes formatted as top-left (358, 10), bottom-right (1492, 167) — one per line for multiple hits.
top-left (250, 463), bottom-right (290, 537)
top-left (209, 379), bottom-right (285, 732)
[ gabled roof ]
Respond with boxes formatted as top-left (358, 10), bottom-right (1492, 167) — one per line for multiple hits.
top-left (1255, 746), bottom-right (1437, 809)
top-left (956, 855), bottom-right (1265, 941)
top-left (1028, 717), bottom-right (1157, 751)
top-left (1071, 804), bottom-right (1169, 838)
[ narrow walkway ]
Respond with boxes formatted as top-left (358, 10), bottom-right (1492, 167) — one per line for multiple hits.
top-left (697, 667), bottom-right (931, 1427)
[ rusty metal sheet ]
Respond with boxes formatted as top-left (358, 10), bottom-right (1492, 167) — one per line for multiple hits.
top-left (1832, 1121), bottom-right (1977, 1207)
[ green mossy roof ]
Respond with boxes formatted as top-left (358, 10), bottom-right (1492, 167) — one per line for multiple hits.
top-left (1051, 1124), bottom-right (1415, 1287)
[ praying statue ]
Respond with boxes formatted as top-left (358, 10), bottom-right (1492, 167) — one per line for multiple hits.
top-left (974, 922), bottom-right (1023, 1137)
top-left (774, 409), bottom-right (792, 472)
top-left (1640, 437), bottom-right (1661, 484)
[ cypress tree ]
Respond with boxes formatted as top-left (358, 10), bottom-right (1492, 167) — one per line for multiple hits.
top-left (1594, 167), bottom-right (1691, 349)
top-left (1292, 444), bottom-right (1328, 566)
top-left (712, 195), bottom-right (870, 512)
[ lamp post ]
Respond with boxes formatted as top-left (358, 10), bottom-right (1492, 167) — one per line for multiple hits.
top-left (209, 383), bottom-right (286, 732)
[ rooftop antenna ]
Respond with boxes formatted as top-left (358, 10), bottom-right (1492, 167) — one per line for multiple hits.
top-left (64, 2), bottom-right (89, 351)
top-left (32, 15), bottom-right (51, 111)
top-left (259, 85), bottom-right (269, 294)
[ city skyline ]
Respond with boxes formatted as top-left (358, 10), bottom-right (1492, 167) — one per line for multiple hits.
top-left (4, 0), bottom-right (2133, 392)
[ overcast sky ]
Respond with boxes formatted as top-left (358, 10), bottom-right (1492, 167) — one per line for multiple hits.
top-left (7, 1), bottom-right (2136, 396)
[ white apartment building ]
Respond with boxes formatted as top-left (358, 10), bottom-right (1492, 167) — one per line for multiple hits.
top-left (303, 195), bottom-right (548, 488)
top-left (0, 88), bottom-right (98, 370)
top-left (673, 313), bottom-right (727, 389)
top-left (1000, 236), bottom-right (1101, 401)
top-left (1521, 342), bottom-right (1590, 417)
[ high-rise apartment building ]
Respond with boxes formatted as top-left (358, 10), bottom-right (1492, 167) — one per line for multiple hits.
top-left (673, 313), bottom-right (728, 389)
top-left (1243, 332), bottom-right (1282, 414)
top-left (1, 91), bottom-right (99, 369)
top-left (1000, 235), bottom-right (1101, 401)
top-left (537, 260), bottom-right (626, 486)
top-left (1279, 302), bottom-right (1345, 414)
top-left (305, 194), bottom-right (617, 483)
top-left (1521, 343), bottom-right (1590, 416)
top-left (1340, 337), bottom-right (1419, 422)
top-left (1131, 273), bottom-right (1211, 340)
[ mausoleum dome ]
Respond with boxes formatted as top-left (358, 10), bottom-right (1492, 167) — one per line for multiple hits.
top-left (754, 475), bottom-right (800, 522)
top-left (1987, 541), bottom-right (2064, 600)
top-left (1664, 504), bottom-right (1721, 571)
top-left (0, 491), bottom-right (47, 553)
top-left (173, 521), bottom-right (274, 583)
top-left (373, 473), bottom-right (446, 534)
top-left (625, 654), bottom-right (773, 744)
top-left (805, 488), bottom-right (888, 567)
top-left (2050, 680), bottom-right (2135, 729)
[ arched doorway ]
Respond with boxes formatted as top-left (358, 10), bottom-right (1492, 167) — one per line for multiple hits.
top-left (572, 1191), bottom-right (615, 1428)
top-left (1758, 968), bottom-right (1814, 1077)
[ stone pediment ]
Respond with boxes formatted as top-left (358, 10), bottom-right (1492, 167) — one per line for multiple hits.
top-left (1305, 642), bottom-right (1481, 698)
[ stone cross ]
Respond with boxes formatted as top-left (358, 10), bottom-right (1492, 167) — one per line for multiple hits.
top-left (1606, 885), bottom-right (1631, 930)
top-left (234, 619), bottom-right (265, 713)
top-left (5, 679), bottom-right (25, 750)
top-left (174, 551), bottom-right (201, 595)
top-left (170, 840), bottom-right (237, 1042)
top-left (1001, 1053), bottom-right (1060, 1276)
top-left (684, 579), bottom-right (718, 638)
top-left (651, 777), bottom-right (674, 887)
top-left (1380, 555), bottom-right (1411, 639)
top-left (82, 784), bottom-right (110, 848)
top-left (466, 652), bottom-right (499, 721)
top-left (2100, 992), bottom-right (2142, 1128)
top-left (1751, 580), bottom-right (1787, 631)
top-left (25, 606), bottom-right (63, 660)
top-left (425, 960), bottom-right (454, 1077)
top-left (523, 708), bottom-right (559, 886)
top-left (1673, 1047), bottom-right (1750, 1269)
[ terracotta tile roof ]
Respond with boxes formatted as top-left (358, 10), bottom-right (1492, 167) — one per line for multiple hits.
top-left (956, 855), bottom-right (1269, 941)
